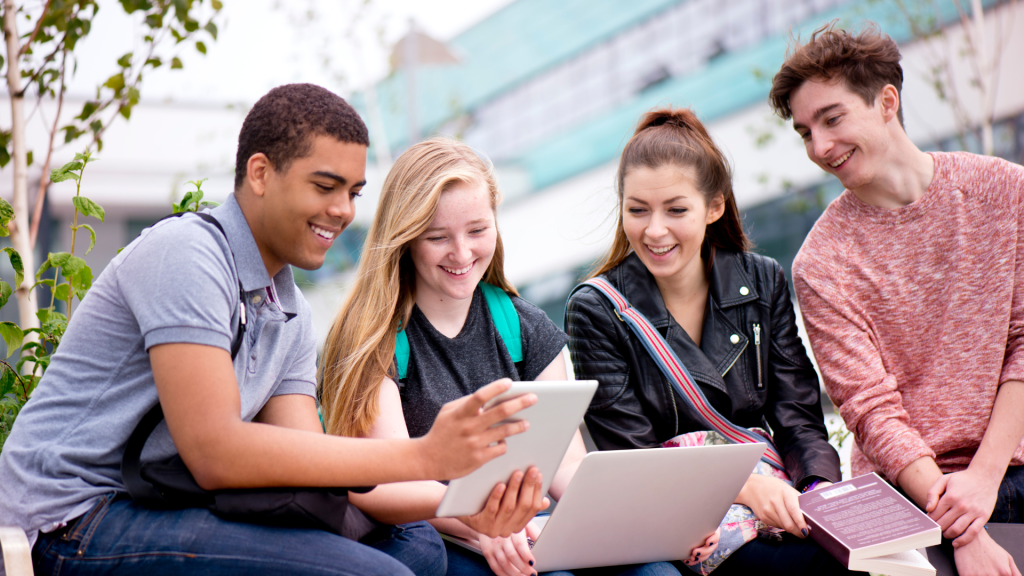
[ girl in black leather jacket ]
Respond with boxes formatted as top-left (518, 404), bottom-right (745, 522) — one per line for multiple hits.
top-left (565, 108), bottom-right (848, 576)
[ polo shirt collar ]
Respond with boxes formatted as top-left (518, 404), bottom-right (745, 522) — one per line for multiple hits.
top-left (209, 194), bottom-right (299, 318)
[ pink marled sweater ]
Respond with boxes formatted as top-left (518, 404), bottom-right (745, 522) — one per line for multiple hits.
top-left (793, 152), bottom-right (1024, 482)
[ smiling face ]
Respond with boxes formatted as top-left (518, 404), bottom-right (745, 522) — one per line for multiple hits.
top-left (249, 135), bottom-right (367, 275)
top-left (622, 164), bottom-right (724, 282)
top-left (789, 77), bottom-right (898, 191)
top-left (409, 179), bottom-right (497, 306)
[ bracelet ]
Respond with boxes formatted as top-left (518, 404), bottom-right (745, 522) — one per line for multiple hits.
top-left (801, 479), bottom-right (822, 493)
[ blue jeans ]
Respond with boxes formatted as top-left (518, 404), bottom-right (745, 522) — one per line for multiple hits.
top-left (709, 535), bottom-right (854, 576)
top-left (445, 540), bottom-right (681, 576)
top-left (32, 493), bottom-right (446, 576)
top-left (992, 465), bottom-right (1024, 523)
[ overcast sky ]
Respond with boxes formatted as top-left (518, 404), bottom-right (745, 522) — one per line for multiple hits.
top-left (59, 0), bottom-right (514, 105)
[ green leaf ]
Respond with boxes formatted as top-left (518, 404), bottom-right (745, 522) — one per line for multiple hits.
top-left (0, 281), bottom-right (10, 309)
top-left (36, 309), bottom-right (68, 337)
top-left (203, 20), bottom-right (218, 40)
top-left (68, 264), bottom-right (93, 300)
top-left (103, 72), bottom-right (125, 92)
top-left (31, 279), bottom-right (54, 290)
top-left (60, 255), bottom-right (88, 279)
top-left (73, 152), bottom-right (93, 164)
top-left (178, 190), bottom-right (194, 211)
top-left (0, 197), bottom-right (14, 237)
top-left (199, 201), bottom-right (220, 209)
top-left (145, 57), bottom-right (162, 68)
top-left (26, 150), bottom-right (33, 167)
top-left (0, 145), bottom-right (10, 168)
top-left (36, 252), bottom-right (69, 280)
top-left (72, 196), bottom-right (105, 222)
top-left (77, 101), bottom-right (99, 121)
top-left (171, 57), bottom-right (183, 69)
top-left (0, 367), bottom-right (15, 399)
top-left (211, 0), bottom-right (223, 10)
top-left (117, 52), bottom-right (133, 68)
top-left (195, 41), bottom-right (207, 55)
top-left (119, 105), bottom-right (132, 120)
top-left (2, 248), bottom-right (23, 287)
top-left (53, 283), bottom-right (71, 302)
top-left (145, 13), bottom-right (163, 28)
top-left (76, 224), bottom-right (97, 255)
top-left (0, 322), bottom-right (25, 359)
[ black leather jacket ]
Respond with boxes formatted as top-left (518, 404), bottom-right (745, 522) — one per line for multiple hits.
top-left (565, 251), bottom-right (840, 488)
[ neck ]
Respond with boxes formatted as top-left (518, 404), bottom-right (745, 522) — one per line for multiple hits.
top-left (850, 127), bottom-right (935, 209)
top-left (653, 254), bottom-right (709, 307)
top-left (415, 285), bottom-right (474, 338)
top-left (236, 190), bottom-right (285, 278)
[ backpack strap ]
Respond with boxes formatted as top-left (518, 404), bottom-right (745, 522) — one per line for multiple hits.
top-left (395, 282), bottom-right (521, 381)
top-left (122, 211), bottom-right (247, 504)
top-left (577, 277), bottom-right (786, 472)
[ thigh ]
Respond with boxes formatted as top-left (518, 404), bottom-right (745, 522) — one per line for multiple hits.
top-left (362, 521), bottom-right (446, 576)
top-left (32, 494), bottom-right (414, 576)
top-left (992, 465), bottom-right (1024, 524)
top-left (710, 536), bottom-right (857, 576)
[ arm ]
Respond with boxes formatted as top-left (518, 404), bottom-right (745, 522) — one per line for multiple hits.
top-left (763, 261), bottom-right (841, 488)
top-left (149, 344), bottom-right (536, 490)
top-left (565, 286), bottom-right (661, 450)
top-left (793, 268), bottom-right (935, 485)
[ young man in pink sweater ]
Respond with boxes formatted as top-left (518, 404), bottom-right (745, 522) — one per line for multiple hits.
top-left (769, 23), bottom-right (1024, 576)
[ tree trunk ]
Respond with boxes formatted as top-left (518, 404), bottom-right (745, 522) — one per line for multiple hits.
top-left (3, 0), bottom-right (39, 330)
top-left (970, 0), bottom-right (995, 156)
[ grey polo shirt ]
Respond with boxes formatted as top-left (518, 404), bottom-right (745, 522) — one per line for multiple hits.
top-left (0, 194), bottom-right (318, 548)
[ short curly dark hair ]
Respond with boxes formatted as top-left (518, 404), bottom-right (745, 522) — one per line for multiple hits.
top-left (769, 21), bottom-right (904, 127)
top-left (234, 83), bottom-right (370, 189)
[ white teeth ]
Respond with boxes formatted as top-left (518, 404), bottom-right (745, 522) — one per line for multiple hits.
top-left (310, 225), bottom-right (336, 239)
top-left (648, 245), bottom-right (675, 255)
top-left (442, 264), bottom-right (472, 275)
top-left (830, 151), bottom-right (852, 168)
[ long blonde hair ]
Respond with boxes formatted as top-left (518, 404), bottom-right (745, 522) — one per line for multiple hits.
top-left (320, 137), bottom-right (518, 438)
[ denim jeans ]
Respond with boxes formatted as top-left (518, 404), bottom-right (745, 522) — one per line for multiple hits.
top-left (444, 540), bottom-right (682, 576)
top-left (992, 465), bottom-right (1024, 524)
top-left (32, 493), bottom-right (447, 576)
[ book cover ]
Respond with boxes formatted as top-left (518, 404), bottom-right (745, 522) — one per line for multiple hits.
top-left (799, 473), bottom-right (941, 570)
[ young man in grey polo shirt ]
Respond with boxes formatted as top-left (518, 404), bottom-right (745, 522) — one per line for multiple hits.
top-left (0, 84), bottom-right (545, 576)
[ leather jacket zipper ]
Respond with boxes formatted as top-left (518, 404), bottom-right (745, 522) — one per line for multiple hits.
top-left (754, 323), bottom-right (763, 388)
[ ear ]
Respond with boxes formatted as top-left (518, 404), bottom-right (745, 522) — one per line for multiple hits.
top-left (246, 153), bottom-right (272, 198)
top-left (878, 84), bottom-right (900, 124)
top-left (706, 194), bottom-right (726, 225)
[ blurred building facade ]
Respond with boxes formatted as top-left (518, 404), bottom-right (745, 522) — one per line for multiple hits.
top-left (349, 0), bottom-right (1024, 332)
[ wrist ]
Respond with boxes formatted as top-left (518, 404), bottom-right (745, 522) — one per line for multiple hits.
top-left (407, 437), bottom-right (438, 481)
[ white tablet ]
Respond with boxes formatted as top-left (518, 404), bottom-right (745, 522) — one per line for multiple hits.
top-left (435, 380), bottom-right (597, 518)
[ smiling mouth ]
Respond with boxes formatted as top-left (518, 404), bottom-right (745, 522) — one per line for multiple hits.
top-left (310, 224), bottom-right (337, 240)
top-left (441, 263), bottom-right (474, 275)
top-left (647, 244), bottom-right (677, 255)
top-left (829, 150), bottom-right (853, 169)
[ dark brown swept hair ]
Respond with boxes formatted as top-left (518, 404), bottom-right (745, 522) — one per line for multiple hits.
top-left (769, 21), bottom-right (905, 127)
top-left (590, 107), bottom-right (749, 279)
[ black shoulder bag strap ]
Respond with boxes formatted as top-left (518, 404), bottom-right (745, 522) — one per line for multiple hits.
top-left (121, 211), bottom-right (246, 505)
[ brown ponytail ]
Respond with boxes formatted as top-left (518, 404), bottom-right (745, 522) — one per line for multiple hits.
top-left (591, 107), bottom-right (749, 278)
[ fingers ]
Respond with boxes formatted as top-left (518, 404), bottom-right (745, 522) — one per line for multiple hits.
top-left (480, 393), bottom-right (538, 429)
top-left (474, 482), bottom-right (508, 538)
top-left (952, 518), bottom-right (985, 549)
top-left (926, 475), bottom-right (949, 514)
top-left (785, 489), bottom-right (808, 536)
top-left (482, 419), bottom-right (530, 446)
top-left (465, 379), bottom-right (514, 415)
top-left (495, 471), bottom-right (526, 537)
top-left (506, 533), bottom-right (537, 576)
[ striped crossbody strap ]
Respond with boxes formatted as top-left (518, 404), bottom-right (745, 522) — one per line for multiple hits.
top-left (582, 277), bottom-right (785, 471)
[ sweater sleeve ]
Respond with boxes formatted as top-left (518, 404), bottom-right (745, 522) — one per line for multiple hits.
top-left (1000, 167), bottom-right (1024, 385)
top-left (793, 258), bottom-right (935, 483)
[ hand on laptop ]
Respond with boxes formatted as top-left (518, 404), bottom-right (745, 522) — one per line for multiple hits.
top-left (458, 465), bottom-right (549, 538)
top-left (682, 527), bottom-right (720, 568)
top-left (926, 468), bottom-right (1000, 546)
top-left (478, 522), bottom-right (541, 576)
top-left (420, 379), bottom-right (538, 481)
top-left (953, 528), bottom-right (1021, 576)
top-left (736, 474), bottom-right (809, 538)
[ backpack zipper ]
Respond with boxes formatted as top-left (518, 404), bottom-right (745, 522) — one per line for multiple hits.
top-left (753, 323), bottom-right (763, 389)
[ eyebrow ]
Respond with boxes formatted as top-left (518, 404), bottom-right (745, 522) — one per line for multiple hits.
top-left (423, 218), bottom-right (491, 233)
top-left (625, 195), bottom-right (687, 205)
top-left (793, 103), bottom-right (842, 131)
top-left (312, 170), bottom-right (366, 187)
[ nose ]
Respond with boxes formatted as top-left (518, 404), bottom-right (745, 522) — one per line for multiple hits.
top-left (812, 133), bottom-right (833, 162)
top-left (450, 235), bottom-right (472, 263)
top-left (327, 192), bottom-right (355, 229)
top-left (646, 210), bottom-right (669, 240)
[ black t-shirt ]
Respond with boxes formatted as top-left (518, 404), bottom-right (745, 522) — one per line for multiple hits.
top-left (398, 286), bottom-right (569, 439)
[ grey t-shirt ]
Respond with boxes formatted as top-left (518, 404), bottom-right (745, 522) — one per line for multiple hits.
top-left (399, 287), bottom-right (569, 438)
top-left (0, 195), bottom-right (317, 548)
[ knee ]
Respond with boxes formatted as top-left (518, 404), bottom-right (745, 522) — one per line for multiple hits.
top-left (391, 521), bottom-right (447, 576)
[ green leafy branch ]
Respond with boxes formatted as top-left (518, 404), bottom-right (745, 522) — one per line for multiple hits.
top-left (172, 178), bottom-right (219, 213)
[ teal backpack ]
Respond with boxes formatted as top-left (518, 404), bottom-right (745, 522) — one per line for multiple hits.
top-left (395, 282), bottom-right (523, 381)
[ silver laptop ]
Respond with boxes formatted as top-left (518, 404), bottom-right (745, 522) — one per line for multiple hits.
top-left (445, 442), bottom-right (766, 572)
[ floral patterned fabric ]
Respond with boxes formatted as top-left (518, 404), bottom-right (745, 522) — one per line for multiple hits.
top-left (661, 429), bottom-right (791, 574)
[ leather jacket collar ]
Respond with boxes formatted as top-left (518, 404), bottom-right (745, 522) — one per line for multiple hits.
top-left (607, 251), bottom-right (760, 395)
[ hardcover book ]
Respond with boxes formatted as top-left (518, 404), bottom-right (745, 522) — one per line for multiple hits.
top-left (799, 473), bottom-right (941, 576)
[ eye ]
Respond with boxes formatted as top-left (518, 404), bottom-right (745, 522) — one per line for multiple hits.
top-left (315, 182), bottom-right (333, 192)
top-left (826, 115), bottom-right (840, 126)
top-left (350, 187), bottom-right (363, 198)
top-left (669, 207), bottom-right (688, 215)
top-left (469, 227), bottom-right (487, 235)
top-left (426, 236), bottom-right (446, 242)
top-left (627, 207), bottom-right (647, 215)
top-left (798, 131), bottom-right (811, 141)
